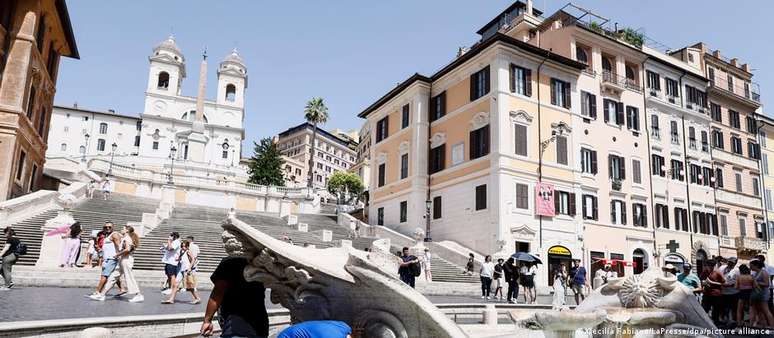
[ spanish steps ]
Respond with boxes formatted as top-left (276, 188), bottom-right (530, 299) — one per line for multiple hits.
top-left (1, 193), bottom-right (478, 283)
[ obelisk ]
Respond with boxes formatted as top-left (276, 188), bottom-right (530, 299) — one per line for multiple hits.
top-left (187, 49), bottom-right (208, 162)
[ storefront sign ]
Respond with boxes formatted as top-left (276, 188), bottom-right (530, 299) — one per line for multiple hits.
top-left (547, 245), bottom-right (571, 256)
top-left (535, 182), bottom-right (555, 217)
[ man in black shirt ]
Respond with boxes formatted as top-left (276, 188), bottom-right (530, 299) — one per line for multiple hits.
top-left (1, 228), bottom-right (20, 290)
top-left (201, 257), bottom-right (269, 338)
top-left (398, 247), bottom-right (419, 288)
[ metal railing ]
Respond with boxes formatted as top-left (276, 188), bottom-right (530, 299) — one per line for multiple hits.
top-left (601, 70), bottom-right (641, 92)
top-left (650, 128), bottom-right (661, 140)
top-left (709, 76), bottom-right (761, 103)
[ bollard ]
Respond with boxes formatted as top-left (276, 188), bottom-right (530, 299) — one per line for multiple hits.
top-left (482, 304), bottom-right (497, 326)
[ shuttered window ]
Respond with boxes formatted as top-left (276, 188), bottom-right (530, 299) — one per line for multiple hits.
top-left (632, 159), bottom-right (642, 184)
top-left (582, 194), bottom-right (598, 220)
top-left (580, 91), bottom-right (597, 119)
top-left (514, 124), bottom-right (527, 156)
top-left (516, 183), bottom-right (529, 209)
top-left (554, 191), bottom-right (575, 216)
top-left (475, 184), bottom-right (487, 210)
top-left (510, 64), bottom-right (532, 97)
top-left (378, 163), bottom-right (385, 187)
top-left (429, 144), bottom-right (445, 174)
top-left (399, 201), bottom-right (407, 223)
top-left (376, 116), bottom-right (389, 143)
top-left (580, 148), bottom-right (597, 174)
top-left (470, 66), bottom-right (490, 101)
top-left (401, 104), bottom-right (410, 129)
top-left (470, 125), bottom-right (490, 159)
top-left (550, 78), bottom-right (571, 109)
top-left (400, 153), bottom-right (408, 179)
top-left (556, 136), bottom-right (568, 165)
top-left (433, 196), bottom-right (442, 219)
top-left (430, 92), bottom-right (446, 122)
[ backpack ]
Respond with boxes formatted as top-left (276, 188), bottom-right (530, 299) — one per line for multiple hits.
top-left (410, 261), bottom-right (421, 277)
top-left (15, 241), bottom-right (27, 256)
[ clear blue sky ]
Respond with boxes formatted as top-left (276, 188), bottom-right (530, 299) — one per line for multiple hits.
top-left (56, 1), bottom-right (772, 154)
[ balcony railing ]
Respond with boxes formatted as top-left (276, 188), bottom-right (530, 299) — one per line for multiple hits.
top-left (601, 71), bottom-right (641, 92)
top-left (710, 77), bottom-right (761, 103)
top-left (651, 128), bottom-right (661, 140)
top-left (611, 179), bottom-right (622, 191)
top-left (701, 142), bottom-right (709, 152)
top-left (735, 236), bottom-right (767, 252)
top-left (689, 139), bottom-right (697, 150)
top-left (671, 134), bottom-right (680, 145)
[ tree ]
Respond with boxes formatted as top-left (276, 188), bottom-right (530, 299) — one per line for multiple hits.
top-left (304, 97), bottom-right (329, 188)
top-left (247, 138), bottom-right (285, 186)
top-left (327, 171), bottom-right (364, 205)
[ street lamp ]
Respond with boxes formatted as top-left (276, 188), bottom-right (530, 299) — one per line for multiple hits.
top-left (81, 133), bottom-right (90, 163)
top-left (108, 142), bottom-right (117, 175)
top-left (168, 146), bottom-right (177, 184)
top-left (424, 199), bottom-right (433, 242)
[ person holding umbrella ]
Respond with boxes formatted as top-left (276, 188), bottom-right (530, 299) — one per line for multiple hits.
top-left (511, 252), bottom-right (540, 304)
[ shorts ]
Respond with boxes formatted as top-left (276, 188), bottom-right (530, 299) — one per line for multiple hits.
top-left (571, 283), bottom-right (585, 294)
top-left (520, 275), bottom-right (535, 288)
top-left (165, 263), bottom-right (180, 277)
top-left (738, 289), bottom-right (752, 301)
top-left (101, 259), bottom-right (118, 277)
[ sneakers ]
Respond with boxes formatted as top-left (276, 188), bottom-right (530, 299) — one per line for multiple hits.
top-left (129, 294), bottom-right (144, 303)
top-left (113, 291), bottom-right (128, 298)
top-left (89, 294), bottom-right (106, 301)
top-left (0, 287), bottom-right (10, 291)
top-left (480, 296), bottom-right (486, 299)
top-left (486, 296), bottom-right (490, 300)
top-left (161, 289), bottom-right (172, 295)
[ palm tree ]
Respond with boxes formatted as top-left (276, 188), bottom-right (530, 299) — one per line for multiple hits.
top-left (304, 97), bottom-right (329, 188)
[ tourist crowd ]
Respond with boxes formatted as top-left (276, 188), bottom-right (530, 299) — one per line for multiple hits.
top-left (82, 221), bottom-right (201, 304)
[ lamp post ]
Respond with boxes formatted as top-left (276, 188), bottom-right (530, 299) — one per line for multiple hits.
top-left (168, 146), bottom-right (177, 184)
top-left (81, 133), bottom-right (90, 163)
top-left (424, 199), bottom-right (432, 242)
top-left (108, 142), bottom-right (117, 176)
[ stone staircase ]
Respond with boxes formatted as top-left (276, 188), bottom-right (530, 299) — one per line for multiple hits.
top-left (0, 193), bottom-right (159, 267)
top-left (1, 193), bottom-right (478, 285)
top-left (389, 245), bottom-right (480, 284)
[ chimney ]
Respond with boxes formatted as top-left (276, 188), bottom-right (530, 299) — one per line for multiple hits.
top-left (730, 58), bottom-right (738, 67)
top-left (712, 50), bottom-right (721, 58)
top-left (73, 102), bottom-right (78, 109)
top-left (526, 0), bottom-right (533, 16)
top-left (743, 63), bottom-right (751, 73)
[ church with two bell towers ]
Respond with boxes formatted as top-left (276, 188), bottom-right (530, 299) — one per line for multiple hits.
top-left (48, 35), bottom-right (248, 176)
top-left (140, 35), bottom-right (247, 166)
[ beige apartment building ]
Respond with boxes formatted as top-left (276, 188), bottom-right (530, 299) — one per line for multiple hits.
top-left (360, 1), bottom-right (597, 288)
top-left (276, 122), bottom-right (358, 189)
top-left (0, 0), bottom-right (78, 201)
top-left (671, 44), bottom-right (766, 261)
top-left (758, 115), bottom-right (774, 262)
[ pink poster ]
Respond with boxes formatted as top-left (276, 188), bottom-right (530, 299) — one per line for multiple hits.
top-left (535, 182), bottom-right (555, 217)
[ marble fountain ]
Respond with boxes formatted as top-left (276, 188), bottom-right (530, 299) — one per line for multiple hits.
top-left (222, 216), bottom-right (720, 338)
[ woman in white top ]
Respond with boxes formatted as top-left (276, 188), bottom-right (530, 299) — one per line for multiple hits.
top-left (422, 248), bottom-right (433, 282)
top-left (479, 255), bottom-right (495, 300)
top-left (164, 240), bottom-right (201, 304)
top-left (520, 262), bottom-right (538, 304)
top-left (117, 226), bottom-right (143, 303)
top-left (552, 264), bottom-right (567, 308)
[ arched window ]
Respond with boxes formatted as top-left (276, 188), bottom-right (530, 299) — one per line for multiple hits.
top-left (79, 145), bottom-right (85, 154)
top-left (625, 65), bottom-right (635, 81)
top-left (602, 57), bottom-right (613, 74)
top-left (222, 139), bottom-right (230, 159)
top-left (99, 122), bottom-right (108, 134)
top-left (60, 143), bottom-right (67, 151)
top-left (225, 84), bottom-right (236, 102)
top-left (575, 46), bottom-right (588, 64)
top-left (157, 72), bottom-right (170, 89)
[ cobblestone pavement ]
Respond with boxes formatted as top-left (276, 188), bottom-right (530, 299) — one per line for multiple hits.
top-left (0, 286), bottom-right (575, 322)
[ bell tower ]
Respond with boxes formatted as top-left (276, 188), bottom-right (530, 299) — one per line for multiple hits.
top-left (216, 49), bottom-right (247, 109)
top-left (147, 35), bottom-right (186, 96)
